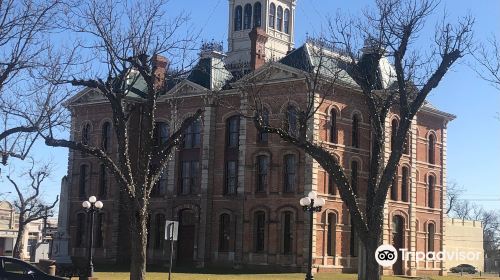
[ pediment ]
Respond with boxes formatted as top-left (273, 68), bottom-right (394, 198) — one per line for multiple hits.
top-left (165, 80), bottom-right (208, 96)
top-left (234, 62), bottom-right (305, 86)
top-left (65, 88), bottom-right (107, 106)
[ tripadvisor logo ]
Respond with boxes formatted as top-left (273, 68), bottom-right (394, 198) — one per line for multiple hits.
top-left (375, 244), bottom-right (481, 267)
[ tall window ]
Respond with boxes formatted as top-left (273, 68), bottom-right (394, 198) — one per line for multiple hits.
top-left (401, 167), bottom-right (409, 202)
top-left (153, 122), bottom-right (169, 147)
top-left (183, 120), bottom-right (201, 149)
top-left (391, 172), bottom-right (398, 201)
top-left (95, 213), bottom-right (104, 248)
top-left (276, 6), bottom-right (283, 31)
top-left (154, 214), bottom-right (166, 249)
top-left (79, 165), bottom-right (88, 198)
top-left (428, 134), bottom-right (435, 164)
top-left (286, 105), bottom-right (298, 136)
top-left (76, 213), bottom-right (85, 247)
top-left (253, 2), bottom-right (262, 27)
top-left (225, 160), bottom-right (237, 195)
top-left (269, 3), bottom-right (276, 29)
top-left (391, 119), bottom-right (398, 151)
top-left (328, 174), bottom-right (337, 195)
top-left (350, 220), bottom-right (358, 256)
top-left (101, 122), bottom-right (111, 152)
top-left (82, 123), bottom-right (91, 145)
top-left (234, 6), bottom-right (243, 31)
top-left (329, 109), bottom-right (337, 143)
top-left (219, 214), bottom-right (231, 252)
top-left (284, 9), bottom-right (290, 34)
top-left (256, 155), bottom-right (269, 192)
top-left (152, 169), bottom-right (167, 197)
top-left (283, 154), bottom-right (296, 193)
top-left (327, 213), bottom-right (337, 256)
top-left (255, 211), bottom-right (266, 252)
top-left (98, 164), bottom-right (107, 199)
top-left (180, 161), bottom-right (199, 195)
top-left (428, 175), bottom-right (435, 208)
top-left (403, 133), bottom-right (410, 154)
top-left (427, 223), bottom-right (435, 252)
top-left (351, 161), bottom-right (358, 195)
top-left (226, 116), bottom-right (240, 148)
top-left (282, 211), bottom-right (293, 254)
top-left (258, 109), bottom-right (269, 143)
top-left (352, 114), bottom-right (360, 148)
top-left (244, 4), bottom-right (252, 29)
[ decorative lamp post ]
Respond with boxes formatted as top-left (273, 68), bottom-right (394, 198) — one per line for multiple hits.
top-left (299, 191), bottom-right (325, 280)
top-left (82, 196), bottom-right (103, 279)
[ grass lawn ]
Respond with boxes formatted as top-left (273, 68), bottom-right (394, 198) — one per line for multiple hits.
top-left (93, 271), bottom-right (499, 280)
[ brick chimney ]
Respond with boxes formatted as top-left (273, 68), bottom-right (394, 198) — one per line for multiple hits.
top-left (249, 27), bottom-right (268, 71)
top-left (152, 54), bottom-right (169, 91)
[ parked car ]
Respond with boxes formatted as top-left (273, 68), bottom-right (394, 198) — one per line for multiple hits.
top-left (0, 257), bottom-right (66, 280)
top-left (450, 264), bottom-right (478, 274)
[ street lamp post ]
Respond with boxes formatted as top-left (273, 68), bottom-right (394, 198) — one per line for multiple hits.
top-left (82, 196), bottom-right (103, 279)
top-left (299, 191), bottom-right (325, 280)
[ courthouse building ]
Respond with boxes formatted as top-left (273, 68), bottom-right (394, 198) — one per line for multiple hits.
top-left (59, 0), bottom-right (454, 276)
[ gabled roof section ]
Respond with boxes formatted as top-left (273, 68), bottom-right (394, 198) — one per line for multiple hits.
top-left (64, 87), bottom-right (107, 107)
top-left (164, 79), bottom-right (209, 96)
top-left (231, 61), bottom-right (305, 87)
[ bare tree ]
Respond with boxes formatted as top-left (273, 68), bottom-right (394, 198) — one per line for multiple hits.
top-left (246, 1), bottom-right (473, 279)
top-left (0, 0), bottom-right (62, 163)
top-left (39, 1), bottom-right (201, 279)
top-left (6, 159), bottom-right (58, 259)
top-left (446, 181), bottom-right (464, 215)
top-left (473, 35), bottom-right (500, 90)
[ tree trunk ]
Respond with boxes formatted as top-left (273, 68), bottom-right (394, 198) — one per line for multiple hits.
top-left (364, 235), bottom-right (382, 280)
top-left (129, 205), bottom-right (148, 280)
top-left (13, 225), bottom-right (26, 259)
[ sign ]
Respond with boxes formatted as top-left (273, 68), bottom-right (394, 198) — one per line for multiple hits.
top-left (164, 220), bottom-right (178, 241)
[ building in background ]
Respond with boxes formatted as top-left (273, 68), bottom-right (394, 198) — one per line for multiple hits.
top-left (445, 218), bottom-right (484, 272)
top-left (61, 0), bottom-right (453, 276)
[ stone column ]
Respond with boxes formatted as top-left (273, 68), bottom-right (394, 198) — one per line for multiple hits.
top-left (440, 122), bottom-right (449, 276)
top-left (409, 116), bottom-right (418, 276)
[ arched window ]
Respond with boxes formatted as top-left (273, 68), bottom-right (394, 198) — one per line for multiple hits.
top-left (82, 123), bottom-right (91, 145)
top-left (224, 160), bottom-right (237, 195)
top-left (428, 134), bottom-right (435, 164)
top-left (286, 105), bottom-right (298, 136)
top-left (276, 6), bottom-right (283, 31)
top-left (352, 114), bottom-right (360, 148)
top-left (428, 175), bottom-right (435, 208)
top-left (226, 116), bottom-right (240, 148)
top-left (95, 213), bottom-right (104, 248)
top-left (101, 122), bottom-right (111, 152)
top-left (284, 9), bottom-right (290, 34)
top-left (269, 3), bottom-right (276, 29)
top-left (282, 211), bottom-right (293, 254)
top-left (254, 211), bottom-right (266, 252)
top-left (284, 154), bottom-right (296, 193)
top-left (244, 4), bottom-right (252, 29)
top-left (328, 174), bottom-right (337, 195)
top-left (256, 155), bottom-right (269, 192)
top-left (154, 122), bottom-right (169, 147)
top-left (427, 223), bottom-right (435, 252)
top-left (79, 165), bottom-right (88, 198)
top-left (183, 120), bottom-right (201, 149)
top-left (234, 6), bottom-right (243, 31)
top-left (76, 213), bottom-right (85, 247)
top-left (327, 213), bottom-right (337, 256)
top-left (253, 2), bottom-right (262, 27)
top-left (401, 167), bottom-right (409, 202)
top-left (351, 161), bottom-right (358, 195)
top-left (98, 164), bottom-right (107, 199)
top-left (329, 109), bottom-right (338, 143)
top-left (391, 171), bottom-right (398, 201)
top-left (219, 214), bottom-right (231, 252)
top-left (154, 214), bottom-right (166, 249)
top-left (391, 119), bottom-right (398, 151)
top-left (258, 109), bottom-right (269, 143)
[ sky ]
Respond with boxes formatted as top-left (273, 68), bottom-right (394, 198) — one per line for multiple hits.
top-left (1, 0), bottom-right (499, 212)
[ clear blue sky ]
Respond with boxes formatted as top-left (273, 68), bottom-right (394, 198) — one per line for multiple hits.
top-left (3, 0), bottom-right (499, 211)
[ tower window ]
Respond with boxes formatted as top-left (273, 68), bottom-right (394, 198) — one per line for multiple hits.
top-left (244, 4), bottom-right (252, 29)
top-left (277, 6), bottom-right (283, 32)
top-left (390, 171), bottom-right (398, 201)
top-left (391, 119), bottom-right (398, 151)
top-left (401, 167), bottom-right (409, 202)
top-left (351, 161), bottom-right (358, 195)
top-left (283, 154), bottom-right (296, 193)
top-left (282, 211), bottom-right (293, 254)
top-left (329, 109), bottom-right (337, 143)
top-left (284, 9), bottom-right (290, 34)
top-left (327, 213), bottom-right (337, 256)
top-left (269, 3), bottom-right (276, 29)
top-left (76, 213), bottom-right (86, 247)
top-left (256, 155), bottom-right (269, 192)
top-left (428, 134), bottom-right (435, 164)
top-left (101, 122), bottom-right (111, 152)
top-left (352, 114), bottom-right (360, 148)
top-left (98, 164), bottom-right (107, 199)
top-left (428, 175), bottom-right (435, 208)
top-left (234, 6), bottom-right (242, 31)
top-left (427, 223), bottom-right (435, 252)
top-left (286, 105), bottom-right (298, 136)
top-left (253, 2), bottom-right (262, 27)
top-left (79, 165), bottom-right (89, 198)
